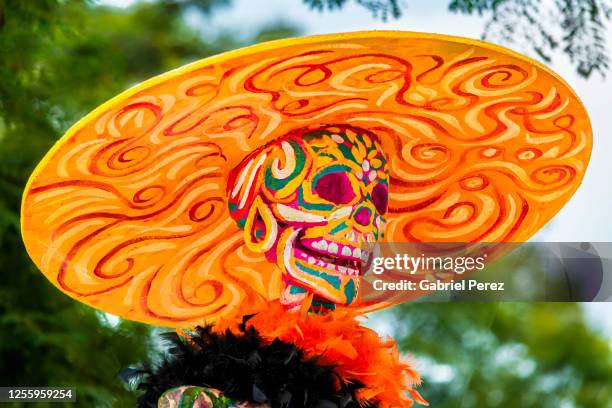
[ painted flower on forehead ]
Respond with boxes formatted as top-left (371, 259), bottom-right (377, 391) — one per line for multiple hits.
top-left (227, 125), bottom-right (389, 309)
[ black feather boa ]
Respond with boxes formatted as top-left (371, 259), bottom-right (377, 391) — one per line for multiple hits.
top-left (126, 322), bottom-right (374, 408)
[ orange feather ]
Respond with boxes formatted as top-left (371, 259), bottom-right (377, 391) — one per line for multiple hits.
top-left (215, 302), bottom-right (428, 407)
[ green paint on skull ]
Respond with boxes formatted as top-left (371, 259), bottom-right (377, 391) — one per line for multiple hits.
top-left (297, 188), bottom-right (334, 211)
top-left (264, 139), bottom-right (306, 191)
top-left (330, 221), bottom-right (347, 235)
top-left (290, 285), bottom-right (307, 294)
top-left (344, 279), bottom-right (356, 304)
top-left (296, 261), bottom-right (341, 289)
top-left (311, 164), bottom-right (353, 185)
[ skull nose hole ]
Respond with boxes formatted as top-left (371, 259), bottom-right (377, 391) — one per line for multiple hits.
top-left (354, 207), bottom-right (372, 226)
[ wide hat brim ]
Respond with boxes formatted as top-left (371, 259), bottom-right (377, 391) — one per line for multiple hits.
top-left (21, 31), bottom-right (591, 327)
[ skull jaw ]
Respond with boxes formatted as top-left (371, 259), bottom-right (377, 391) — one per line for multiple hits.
top-left (269, 226), bottom-right (360, 308)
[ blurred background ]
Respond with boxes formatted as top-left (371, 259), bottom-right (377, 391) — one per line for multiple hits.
top-left (1, 1), bottom-right (611, 407)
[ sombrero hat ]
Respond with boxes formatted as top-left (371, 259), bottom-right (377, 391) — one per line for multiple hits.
top-left (21, 31), bottom-right (592, 328)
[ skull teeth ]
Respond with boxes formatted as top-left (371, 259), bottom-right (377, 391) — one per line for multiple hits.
top-left (295, 237), bottom-right (372, 277)
top-left (293, 246), bottom-right (360, 276)
top-left (304, 238), bottom-right (369, 262)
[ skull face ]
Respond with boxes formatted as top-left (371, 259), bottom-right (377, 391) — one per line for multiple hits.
top-left (228, 125), bottom-right (388, 309)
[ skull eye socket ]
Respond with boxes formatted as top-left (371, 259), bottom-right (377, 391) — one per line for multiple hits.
top-left (372, 183), bottom-right (388, 215)
top-left (314, 172), bottom-right (356, 205)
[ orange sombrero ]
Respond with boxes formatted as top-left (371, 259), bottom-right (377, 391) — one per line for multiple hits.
top-left (21, 31), bottom-right (592, 328)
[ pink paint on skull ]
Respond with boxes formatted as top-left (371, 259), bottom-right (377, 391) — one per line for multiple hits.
top-left (354, 207), bottom-right (372, 226)
top-left (314, 172), bottom-right (356, 204)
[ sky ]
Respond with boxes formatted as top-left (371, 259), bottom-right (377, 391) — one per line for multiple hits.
top-left (100, 0), bottom-right (612, 332)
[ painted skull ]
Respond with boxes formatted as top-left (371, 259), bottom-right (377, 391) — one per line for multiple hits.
top-left (227, 125), bottom-right (389, 308)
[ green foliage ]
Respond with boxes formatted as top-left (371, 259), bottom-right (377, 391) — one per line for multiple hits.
top-left (305, 0), bottom-right (612, 78)
top-left (449, 0), bottom-right (612, 78)
top-left (0, 1), bottom-right (296, 406)
top-left (303, 0), bottom-right (402, 20)
top-left (389, 302), bottom-right (612, 407)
